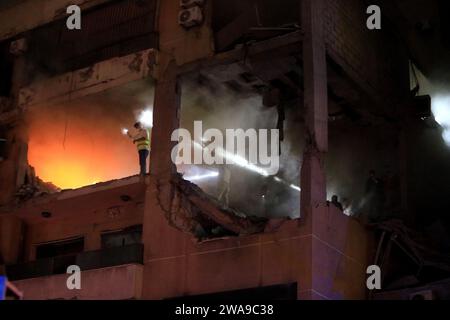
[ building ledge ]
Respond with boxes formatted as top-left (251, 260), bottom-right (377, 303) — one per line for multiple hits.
top-left (12, 263), bottom-right (143, 300)
top-left (6, 243), bottom-right (144, 281)
top-left (2, 175), bottom-right (146, 224)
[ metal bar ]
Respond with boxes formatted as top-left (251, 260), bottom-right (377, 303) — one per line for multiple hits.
top-left (6, 281), bottom-right (23, 300)
top-left (374, 231), bottom-right (387, 267)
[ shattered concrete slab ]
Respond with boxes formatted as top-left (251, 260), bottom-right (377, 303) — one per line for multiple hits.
top-left (162, 174), bottom-right (287, 240)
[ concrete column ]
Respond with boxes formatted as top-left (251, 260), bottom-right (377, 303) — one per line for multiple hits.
top-left (143, 58), bottom-right (184, 254)
top-left (0, 39), bottom-right (29, 205)
top-left (10, 38), bottom-right (30, 190)
top-left (10, 38), bottom-right (29, 103)
top-left (0, 215), bottom-right (24, 265)
top-left (300, 0), bottom-right (328, 215)
top-left (149, 59), bottom-right (180, 179)
top-left (141, 59), bottom-right (187, 298)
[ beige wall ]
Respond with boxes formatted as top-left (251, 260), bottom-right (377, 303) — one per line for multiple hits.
top-left (24, 202), bottom-right (143, 261)
top-left (13, 263), bottom-right (143, 300)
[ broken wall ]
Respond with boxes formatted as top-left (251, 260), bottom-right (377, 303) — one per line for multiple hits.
top-left (142, 176), bottom-right (373, 300)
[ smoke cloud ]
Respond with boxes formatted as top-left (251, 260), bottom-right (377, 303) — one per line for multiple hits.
top-left (179, 79), bottom-right (301, 219)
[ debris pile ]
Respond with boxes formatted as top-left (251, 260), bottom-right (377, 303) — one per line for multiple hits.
top-left (373, 219), bottom-right (450, 291)
top-left (15, 165), bottom-right (60, 202)
top-left (158, 173), bottom-right (269, 241)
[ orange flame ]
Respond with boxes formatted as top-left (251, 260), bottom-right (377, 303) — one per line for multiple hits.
top-left (28, 103), bottom-right (142, 190)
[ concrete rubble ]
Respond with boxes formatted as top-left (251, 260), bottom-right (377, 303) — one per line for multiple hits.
top-left (153, 173), bottom-right (278, 240)
top-left (14, 165), bottom-right (60, 202)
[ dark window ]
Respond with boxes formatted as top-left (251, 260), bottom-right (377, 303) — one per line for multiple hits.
top-left (101, 225), bottom-right (142, 249)
top-left (35, 237), bottom-right (84, 260)
top-left (26, 0), bottom-right (158, 75)
top-left (0, 41), bottom-right (13, 97)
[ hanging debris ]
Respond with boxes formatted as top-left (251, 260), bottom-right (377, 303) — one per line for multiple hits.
top-left (157, 173), bottom-right (269, 241)
top-left (372, 219), bottom-right (450, 291)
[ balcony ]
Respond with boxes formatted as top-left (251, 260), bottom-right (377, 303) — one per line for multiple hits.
top-left (5, 244), bottom-right (143, 300)
top-left (6, 243), bottom-right (143, 281)
top-left (12, 263), bottom-right (143, 300)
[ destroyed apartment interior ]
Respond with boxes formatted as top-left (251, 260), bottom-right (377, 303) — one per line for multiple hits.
top-left (1, 0), bottom-right (450, 301)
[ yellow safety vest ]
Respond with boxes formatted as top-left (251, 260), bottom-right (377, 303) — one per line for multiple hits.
top-left (136, 129), bottom-right (151, 151)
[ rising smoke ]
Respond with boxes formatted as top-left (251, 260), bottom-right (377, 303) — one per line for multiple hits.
top-left (406, 65), bottom-right (450, 236)
top-left (178, 76), bottom-right (402, 220)
top-left (179, 79), bottom-right (302, 219)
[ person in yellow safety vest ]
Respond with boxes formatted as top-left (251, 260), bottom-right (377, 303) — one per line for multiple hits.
top-left (127, 122), bottom-right (151, 177)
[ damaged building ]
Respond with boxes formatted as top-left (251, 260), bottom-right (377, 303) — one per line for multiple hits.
top-left (1, 0), bottom-right (450, 300)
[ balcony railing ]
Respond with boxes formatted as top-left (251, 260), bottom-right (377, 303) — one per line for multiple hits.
top-left (5, 243), bottom-right (143, 281)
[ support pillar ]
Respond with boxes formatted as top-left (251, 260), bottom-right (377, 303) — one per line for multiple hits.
top-left (0, 38), bottom-right (29, 205)
top-left (300, 0), bottom-right (328, 215)
top-left (141, 58), bottom-right (187, 299)
top-left (10, 38), bottom-right (29, 104)
top-left (149, 59), bottom-right (180, 180)
top-left (0, 215), bottom-right (24, 265)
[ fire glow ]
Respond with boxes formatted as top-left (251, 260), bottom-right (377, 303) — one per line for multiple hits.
top-left (28, 102), bottom-right (140, 190)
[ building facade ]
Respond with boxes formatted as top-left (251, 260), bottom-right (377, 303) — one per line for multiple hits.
top-left (0, 0), bottom-right (414, 300)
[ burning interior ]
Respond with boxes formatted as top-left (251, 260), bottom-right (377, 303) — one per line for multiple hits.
top-left (27, 79), bottom-right (155, 190)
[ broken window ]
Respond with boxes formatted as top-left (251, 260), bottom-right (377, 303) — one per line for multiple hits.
top-left (101, 225), bottom-right (142, 249)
